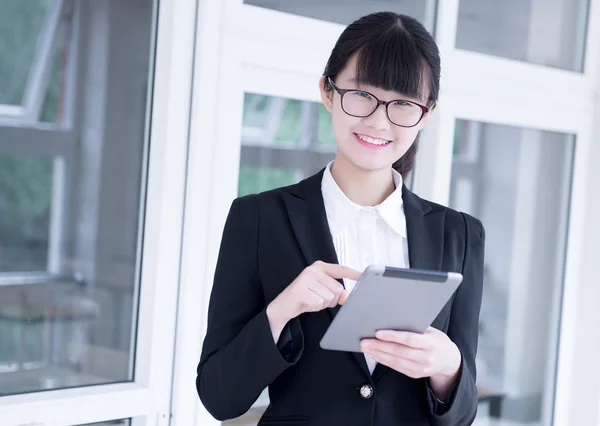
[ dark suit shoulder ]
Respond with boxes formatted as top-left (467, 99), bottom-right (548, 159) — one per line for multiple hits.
top-left (235, 183), bottom-right (293, 212)
top-left (234, 173), bottom-right (315, 211)
top-left (409, 191), bottom-right (484, 237)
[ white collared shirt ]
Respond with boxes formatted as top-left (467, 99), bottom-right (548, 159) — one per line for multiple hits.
top-left (321, 161), bottom-right (410, 374)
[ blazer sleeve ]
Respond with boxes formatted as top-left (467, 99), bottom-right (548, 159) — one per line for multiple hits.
top-left (425, 213), bottom-right (486, 426)
top-left (196, 197), bottom-right (302, 421)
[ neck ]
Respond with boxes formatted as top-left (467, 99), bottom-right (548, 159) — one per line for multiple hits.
top-left (330, 157), bottom-right (396, 207)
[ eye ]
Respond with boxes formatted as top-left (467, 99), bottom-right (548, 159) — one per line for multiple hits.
top-left (354, 91), bottom-right (372, 99)
top-left (393, 100), bottom-right (412, 106)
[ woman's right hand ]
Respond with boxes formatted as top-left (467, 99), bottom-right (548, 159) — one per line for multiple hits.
top-left (266, 261), bottom-right (362, 343)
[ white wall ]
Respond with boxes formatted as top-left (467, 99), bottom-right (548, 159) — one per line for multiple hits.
top-left (568, 72), bottom-right (600, 426)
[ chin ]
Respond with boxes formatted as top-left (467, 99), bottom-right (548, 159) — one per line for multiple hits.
top-left (344, 155), bottom-right (395, 172)
top-left (339, 151), bottom-right (394, 172)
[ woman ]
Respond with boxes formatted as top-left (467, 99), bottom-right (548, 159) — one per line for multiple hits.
top-left (197, 11), bottom-right (485, 426)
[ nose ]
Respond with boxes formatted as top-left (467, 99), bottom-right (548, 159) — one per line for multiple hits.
top-left (363, 103), bottom-right (390, 131)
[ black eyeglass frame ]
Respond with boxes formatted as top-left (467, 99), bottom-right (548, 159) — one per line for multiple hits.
top-left (327, 77), bottom-right (433, 128)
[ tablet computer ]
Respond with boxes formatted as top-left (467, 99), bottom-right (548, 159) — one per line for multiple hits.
top-left (320, 265), bottom-right (463, 353)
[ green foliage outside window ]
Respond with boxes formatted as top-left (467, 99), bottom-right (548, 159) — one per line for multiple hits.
top-left (0, 0), bottom-right (51, 105)
top-left (0, 157), bottom-right (53, 272)
top-left (240, 94), bottom-right (337, 196)
top-left (243, 93), bottom-right (336, 145)
top-left (317, 104), bottom-right (335, 145)
top-left (238, 167), bottom-right (298, 197)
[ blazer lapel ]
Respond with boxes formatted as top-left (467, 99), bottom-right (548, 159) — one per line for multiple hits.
top-left (402, 185), bottom-right (445, 272)
top-left (281, 170), bottom-right (372, 378)
top-left (373, 185), bottom-right (446, 381)
top-left (281, 170), bottom-right (339, 277)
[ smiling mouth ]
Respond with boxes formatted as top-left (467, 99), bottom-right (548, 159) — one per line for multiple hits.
top-left (355, 133), bottom-right (392, 146)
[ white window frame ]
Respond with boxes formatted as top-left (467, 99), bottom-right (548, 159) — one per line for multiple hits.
top-left (0, 0), bottom-right (197, 424)
top-left (175, 1), bottom-right (600, 426)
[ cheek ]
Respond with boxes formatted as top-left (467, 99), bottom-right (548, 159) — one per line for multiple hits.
top-left (392, 128), bottom-right (420, 152)
top-left (331, 108), bottom-right (361, 140)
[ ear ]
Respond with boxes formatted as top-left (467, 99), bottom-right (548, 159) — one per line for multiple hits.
top-left (319, 76), bottom-right (334, 113)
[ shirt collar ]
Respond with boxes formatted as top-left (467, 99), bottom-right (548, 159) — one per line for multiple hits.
top-left (321, 161), bottom-right (407, 238)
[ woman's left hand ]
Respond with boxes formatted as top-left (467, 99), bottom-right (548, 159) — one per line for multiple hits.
top-left (360, 327), bottom-right (462, 400)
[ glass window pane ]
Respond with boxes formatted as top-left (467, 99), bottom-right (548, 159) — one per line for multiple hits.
top-left (239, 93), bottom-right (336, 196)
top-left (456, 0), bottom-right (589, 71)
top-left (243, 0), bottom-right (437, 29)
top-left (0, 0), bottom-right (52, 106)
top-left (450, 120), bottom-right (573, 424)
top-left (41, 3), bottom-right (75, 125)
top-left (0, 0), bottom-right (156, 395)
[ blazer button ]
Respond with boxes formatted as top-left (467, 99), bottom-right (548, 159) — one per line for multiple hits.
top-left (360, 384), bottom-right (373, 399)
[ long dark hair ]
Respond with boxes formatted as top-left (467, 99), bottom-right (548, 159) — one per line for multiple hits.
top-left (323, 12), bottom-right (440, 179)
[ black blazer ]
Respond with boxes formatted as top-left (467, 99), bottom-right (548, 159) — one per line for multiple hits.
top-left (197, 169), bottom-right (485, 426)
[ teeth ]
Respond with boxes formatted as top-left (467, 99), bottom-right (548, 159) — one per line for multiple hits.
top-left (357, 134), bottom-right (389, 145)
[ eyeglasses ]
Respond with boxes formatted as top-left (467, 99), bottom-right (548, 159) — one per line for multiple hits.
top-left (327, 77), bottom-right (432, 128)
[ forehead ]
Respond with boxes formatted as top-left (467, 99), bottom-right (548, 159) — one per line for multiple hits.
top-left (337, 75), bottom-right (421, 102)
top-left (335, 54), bottom-right (426, 102)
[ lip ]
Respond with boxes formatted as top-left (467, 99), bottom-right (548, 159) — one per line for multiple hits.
top-left (354, 133), bottom-right (392, 150)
